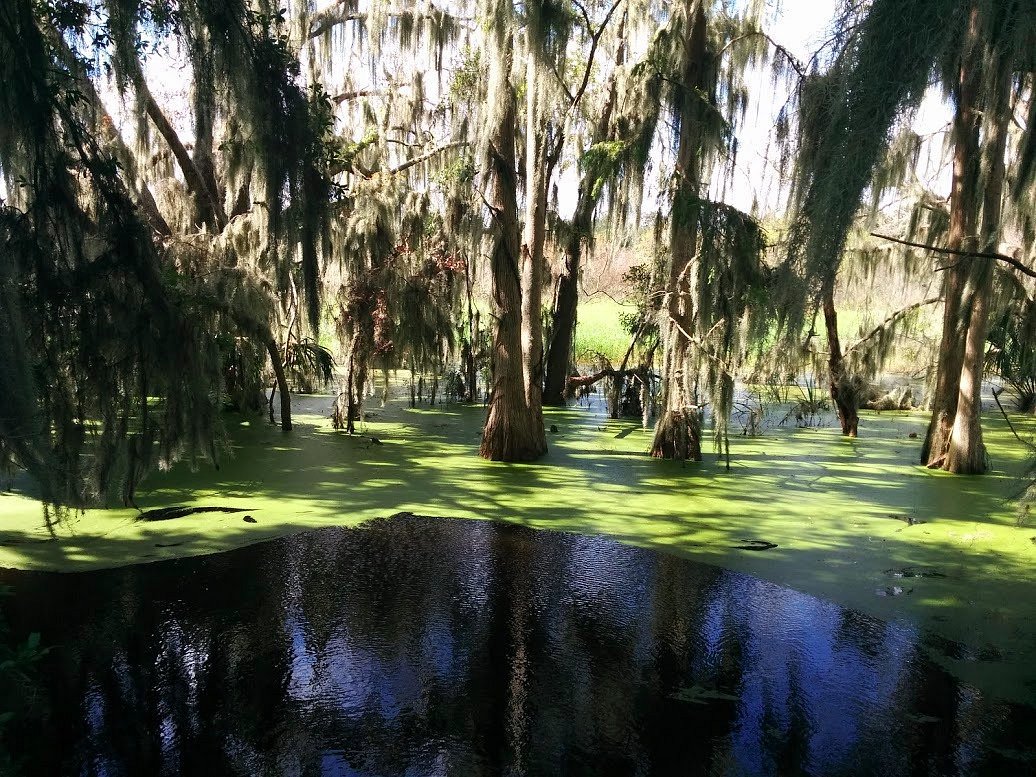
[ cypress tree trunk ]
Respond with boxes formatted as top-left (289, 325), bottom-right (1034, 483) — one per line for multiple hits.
top-left (345, 334), bottom-right (359, 434)
top-left (943, 57), bottom-right (1010, 474)
top-left (266, 338), bottom-right (292, 431)
top-left (409, 355), bottom-right (417, 408)
top-left (542, 27), bottom-right (625, 406)
top-left (823, 284), bottom-right (858, 436)
top-left (543, 229), bottom-right (582, 405)
top-left (480, 30), bottom-right (547, 462)
top-left (650, 1), bottom-right (707, 461)
top-left (921, 6), bottom-right (982, 466)
top-left (190, 32), bottom-right (222, 224)
top-left (520, 47), bottom-right (548, 417)
top-left (463, 257), bottom-right (479, 403)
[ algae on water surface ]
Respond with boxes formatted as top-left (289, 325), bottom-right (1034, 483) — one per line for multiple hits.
top-left (0, 393), bottom-right (1034, 705)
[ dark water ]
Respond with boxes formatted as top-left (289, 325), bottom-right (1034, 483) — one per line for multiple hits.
top-left (2, 516), bottom-right (1034, 777)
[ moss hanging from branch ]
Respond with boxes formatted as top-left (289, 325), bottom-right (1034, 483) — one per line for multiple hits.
top-left (0, 0), bottom-right (337, 505)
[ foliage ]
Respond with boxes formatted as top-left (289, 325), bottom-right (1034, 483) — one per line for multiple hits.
top-left (1, 0), bottom-right (1033, 491)
top-left (0, 0), bottom-right (338, 505)
top-left (987, 301), bottom-right (1036, 413)
top-left (781, 0), bottom-right (962, 333)
top-left (0, 586), bottom-right (48, 776)
top-left (285, 340), bottom-right (336, 393)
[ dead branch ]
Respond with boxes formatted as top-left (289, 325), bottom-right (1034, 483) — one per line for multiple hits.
top-left (871, 232), bottom-right (1036, 280)
top-left (844, 297), bottom-right (941, 357)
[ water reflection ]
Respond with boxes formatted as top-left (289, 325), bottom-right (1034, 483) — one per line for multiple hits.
top-left (2, 516), bottom-right (1033, 776)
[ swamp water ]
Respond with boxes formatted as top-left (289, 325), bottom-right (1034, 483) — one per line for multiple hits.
top-left (2, 514), bottom-right (1034, 776)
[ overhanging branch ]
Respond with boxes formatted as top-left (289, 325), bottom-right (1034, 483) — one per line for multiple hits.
top-left (387, 140), bottom-right (468, 175)
top-left (844, 297), bottom-right (941, 357)
top-left (871, 231), bottom-right (1036, 280)
top-left (309, 4), bottom-right (471, 39)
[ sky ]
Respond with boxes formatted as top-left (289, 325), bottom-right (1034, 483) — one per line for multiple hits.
top-left (544, 0), bottom-right (953, 225)
top-left (690, 0), bottom-right (951, 220)
top-left (18, 1), bottom-right (955, 228)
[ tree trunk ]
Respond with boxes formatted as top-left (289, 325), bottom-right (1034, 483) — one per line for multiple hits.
top-left (266, 338), bottom-right (292, 431)
top-left (921, 4), bottom-right (981, 466)
top-left (463, 255), bottom-right (479, 403)
top-left (650, 1), bottom-right (707, 461)
top-left (190, 35), bottom-right (223, 220)
top-left (542, 211), bottom-right (584, 404)
top-left (521, 48), bottom-right (547, 416)
top-left (480, 28), bottom-right (547, 462)
top-left (823, 284), bottom-right (858, 436)
top-left (943, 54), bottom-right (1010, 474)
top-left (409, 356), bottom-right (417, 408)
top-left (354, 360), bottom-right (368, 420)
top-left (345, 334), bottom-right (358, 434)
top-left (542, 26), bottom-right (625, 406)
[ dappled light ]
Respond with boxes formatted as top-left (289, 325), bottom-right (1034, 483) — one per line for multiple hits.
top-left (1, 0), bottom-right (1034, 772)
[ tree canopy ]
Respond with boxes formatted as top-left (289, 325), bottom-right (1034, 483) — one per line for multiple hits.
top-left (0, 0), bottom-right (1033, 505)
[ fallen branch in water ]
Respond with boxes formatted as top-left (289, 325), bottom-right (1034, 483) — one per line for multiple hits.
top-left (567, 367), bottom-right (654, 392)
top-left (136, 506), bottom-right (251, 522)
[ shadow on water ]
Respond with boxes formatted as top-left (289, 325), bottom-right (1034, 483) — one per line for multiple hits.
top-left (2, 515), bottom-right (1034, 776)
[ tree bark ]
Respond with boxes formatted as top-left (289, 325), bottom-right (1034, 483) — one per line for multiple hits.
top-left (463, 254), bottom-right (480, 402)
top-left (520, 46), bottom-right (548, 416)
top-left (343, 333), bottom-right (369, 435)
top-left (479, 28), bottom-right (547, 462)
top-left (822, 284), bottom-right (858, 436)
top-left (542, 23), bottom-right (625, 406)
top-left (265, 338), bottom-right (292, 431)
top-left (190, 33), bottom-right (223, 222)
top-left (943, 53), bottom-right (1010, 474)
top-left (650, 1), bottom-right (707, 461)
top-left (543, 239), bottom-right (581, 405)
top-left (921, 4), bottom-right (982, 466)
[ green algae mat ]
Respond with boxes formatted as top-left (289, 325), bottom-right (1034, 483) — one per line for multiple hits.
top-left (1, 394), bottom-right (1034, 706)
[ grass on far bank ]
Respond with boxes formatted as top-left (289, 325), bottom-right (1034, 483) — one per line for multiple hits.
top-left (573, 297), bottom-right (636, 364)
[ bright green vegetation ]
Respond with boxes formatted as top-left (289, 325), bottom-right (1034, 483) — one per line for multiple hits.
top-left (1, 0), bottom-right (1034, 735)
top-left (573, 297), bottom-right (638, 363)
top-left (2, 399), bottom-right (1033, 704)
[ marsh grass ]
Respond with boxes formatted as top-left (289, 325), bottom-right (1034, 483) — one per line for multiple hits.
top-left (573, 297), bottom-right (637, 364)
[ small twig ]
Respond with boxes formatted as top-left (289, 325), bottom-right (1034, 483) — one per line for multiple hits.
top-left (992, 387), bottom-right (1035, 451)
top-left (718, 31), bottom-right (806, 79)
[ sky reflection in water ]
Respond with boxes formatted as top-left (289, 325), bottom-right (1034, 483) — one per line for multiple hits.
top-left (3, 515), bottom-right (1033, 776)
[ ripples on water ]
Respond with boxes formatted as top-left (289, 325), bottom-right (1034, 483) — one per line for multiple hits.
top-left (2, 515), bottom-right (1033, 776)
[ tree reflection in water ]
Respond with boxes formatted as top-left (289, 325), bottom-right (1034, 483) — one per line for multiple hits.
top-left (2, 516), bottom-right (1033, 776)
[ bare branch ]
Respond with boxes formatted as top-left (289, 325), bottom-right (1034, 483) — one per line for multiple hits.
top-left (569, 0), bottom-right (625, 110)
top-left (718, 31), bottom-right (806, 79)
top-left (332, 89), bottom-right (384, 104)
top-left (309, 4), bottom-right (471, 39)
top-left (52, 37), bottom-right (172, 236)
top-left (871, 231), bottom-right (1036, 280)
top-left (844, 297), bottom-right (941, 357)
top-left (387, 140), bottom-right (468, 176)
